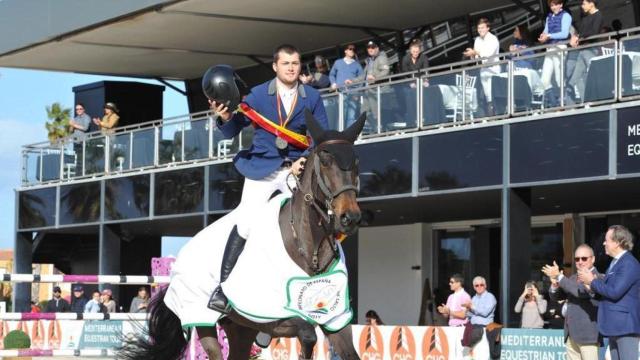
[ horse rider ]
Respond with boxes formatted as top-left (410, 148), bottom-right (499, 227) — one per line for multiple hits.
top-left (207, 44), bottom-right (329, 313)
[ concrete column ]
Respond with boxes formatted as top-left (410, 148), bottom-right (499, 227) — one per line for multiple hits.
top-left (13, 232), bottom-right (33, 312)
top-left (99, 225), bottom-right (121, 301)
top-left (501, 187), bottom-right (532, 327)
top-left (472, 226), bottom-right (492, 281)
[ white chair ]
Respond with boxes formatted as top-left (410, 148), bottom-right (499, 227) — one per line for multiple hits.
top-left (217, 139), bottom-right (234, 158)
top-left (448, 74), bottom-right (477, 122)
top-left (601, 47), bottom-right (615, 56)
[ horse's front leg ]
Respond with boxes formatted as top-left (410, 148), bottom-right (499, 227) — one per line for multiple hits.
top-left (324, 325), bottom-right (360, 360)
top-left (196, 326), bottom-right (223, 360)
top-left (255, 317), bottom-right (317, 360)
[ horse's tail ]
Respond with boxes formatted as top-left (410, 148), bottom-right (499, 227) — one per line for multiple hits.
top-left (118, 286), bottom-right (188, 360)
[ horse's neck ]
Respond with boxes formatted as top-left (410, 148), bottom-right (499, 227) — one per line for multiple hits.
top-left (279, 182), bottom-right (335, 276)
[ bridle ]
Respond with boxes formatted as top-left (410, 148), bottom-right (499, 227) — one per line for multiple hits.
top-left (288, 139), bottom-right (359, 274)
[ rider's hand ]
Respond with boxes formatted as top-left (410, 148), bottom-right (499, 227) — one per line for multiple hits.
top-left (209, 100), bottom-right (232, 122)
top-left (291, 157), bottom-right (306, 176)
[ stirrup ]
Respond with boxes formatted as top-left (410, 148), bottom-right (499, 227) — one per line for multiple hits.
top-left (207, 285), bottom-right (231, 314)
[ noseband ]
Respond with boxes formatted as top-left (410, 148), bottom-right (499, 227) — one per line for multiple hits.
top-left (289, 139), bottom-right (359, 274)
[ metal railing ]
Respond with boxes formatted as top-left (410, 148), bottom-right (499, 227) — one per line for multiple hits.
top-left (20, 28), bottom-right (640, 187)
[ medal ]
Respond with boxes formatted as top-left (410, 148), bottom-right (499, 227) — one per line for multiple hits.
top-left (274, 86), bottom-right (298, 151)
top-left (275, 136), bottom-right (288, 150)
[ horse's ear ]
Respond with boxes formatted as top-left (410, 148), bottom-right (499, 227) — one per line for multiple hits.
top-left (305, 109), bottom-right (324, 141)
top-left (342, 112), bottom-right (366, 143)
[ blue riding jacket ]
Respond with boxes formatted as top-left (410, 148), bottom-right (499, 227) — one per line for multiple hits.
top-left (217, 79), bottom-right (329, 180)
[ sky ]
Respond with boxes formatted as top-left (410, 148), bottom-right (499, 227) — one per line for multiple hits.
top-left (0, 67), bottom-right (192, 257)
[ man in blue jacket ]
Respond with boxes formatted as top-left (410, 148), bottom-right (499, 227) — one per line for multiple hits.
top-left (208, 44), bottom-right (329, 313)
top-left (579, 225), bottom-right (640, 360)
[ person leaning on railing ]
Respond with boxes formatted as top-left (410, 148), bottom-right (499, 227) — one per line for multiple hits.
top-left (538, 0), bottom-right (572, 108)
top-left (567, 0), bottom-right (604, 103)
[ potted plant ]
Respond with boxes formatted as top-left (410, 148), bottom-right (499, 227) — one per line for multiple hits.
top-left (4, 329), bottom-right (31, 359)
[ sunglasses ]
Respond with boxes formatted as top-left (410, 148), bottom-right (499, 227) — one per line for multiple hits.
top-left (346, 47), bottom-right (355, 51)
top-left (474, 284), bottom-right (485, 288)
top-left (575, 256), bottom-right (591, 262)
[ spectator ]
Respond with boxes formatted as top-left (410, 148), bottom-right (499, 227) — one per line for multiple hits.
top-left (515, 281), bottom-right (547, 328)
top-left (401, 39), bottom-right (429, 73)
top-left (101, 289), bottom-right (117, 313)
top-left (463, 18), bottom-right (501, 115)
top-left (437, 273), bottom-right (471, 327)
top-left (358, 41), bottom-right (390, 129)
top-left (461, 276), bottom-right (500, 359)
top-left (509, 25), bottom-right (535, 69)
top-left (567, 0), bottom-right (604, 102)
top-left (44, 286), bottom-right (70, 313)
top-left (92, 102), bottom-right (120, 135)
top-left (578, 225), bottom-right (640, 360)
top-left (300, 55), bottom-right (330, 89)
top-left (538, 0), bottom-right (572, 108)
top-left (365, 309), bottom-right (384, 325)
top-left (70, 285), bottom-right (88, 314)
top-left (545, 298), bottom-right (565, 329)
top-left (69, 103), bottom-right (91, 139)
top-left (329, 44), bottom-right (363, 90)
top-left (129, 286), bottom-right (150, 313)
top-left (329, 44), bottom-right (364, 126)
top-left (543, 245), bottom-right (600, 360)
top-left (30, 300), bottom-right (41, 313)
top-left (84, 290), bottom-right (103, 313)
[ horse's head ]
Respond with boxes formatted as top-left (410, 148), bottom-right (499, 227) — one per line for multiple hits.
top-left (303, 110), bottom-right (366, 236)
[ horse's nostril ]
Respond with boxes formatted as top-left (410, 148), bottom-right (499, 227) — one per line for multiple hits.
top-left (341, 211), bottom-right (361, 226)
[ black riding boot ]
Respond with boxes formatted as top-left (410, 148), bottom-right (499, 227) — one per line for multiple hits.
top-left (208, 225), bottom-right (246, 313)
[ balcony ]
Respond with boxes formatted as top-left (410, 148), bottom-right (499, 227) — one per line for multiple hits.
top-left (20, 28), bottom-right (640, 187)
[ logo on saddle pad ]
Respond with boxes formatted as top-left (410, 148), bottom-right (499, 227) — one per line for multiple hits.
top-left (285, 270), bottom-right (349, 325)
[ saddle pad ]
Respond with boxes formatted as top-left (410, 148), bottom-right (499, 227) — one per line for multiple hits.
top-left (223, 194), bottom-right (352, 331)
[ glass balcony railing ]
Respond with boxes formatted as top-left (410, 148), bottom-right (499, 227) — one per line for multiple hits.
top-left (20, 29), bottom-right (640, 186)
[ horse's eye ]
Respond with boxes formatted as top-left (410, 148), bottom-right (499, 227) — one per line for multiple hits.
top-left (319, 152), bottom-right (332, 166)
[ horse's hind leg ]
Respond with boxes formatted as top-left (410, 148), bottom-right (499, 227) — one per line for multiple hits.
top-left (196, 326), bottom-right (223, 360)
top-left (323, 326), bottom-right (360, 360)
top-left (222, 321), bottom-right (259, 360)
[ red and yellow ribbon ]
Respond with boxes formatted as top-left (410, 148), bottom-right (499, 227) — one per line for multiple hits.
top-left (238, 103), bottom-right (310, 150)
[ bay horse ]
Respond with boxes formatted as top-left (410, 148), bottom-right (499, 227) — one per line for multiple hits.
top-left (120, 111), bottom-right (365, 360)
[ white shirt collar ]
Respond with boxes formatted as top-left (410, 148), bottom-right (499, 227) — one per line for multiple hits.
top-left (614, 250), bottom-right (627, 261)
top-left (276, 79), bottom-right (298, 96)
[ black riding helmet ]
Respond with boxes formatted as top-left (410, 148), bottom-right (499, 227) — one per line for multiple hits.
top-left (202, 65), bottom-right (241, 111)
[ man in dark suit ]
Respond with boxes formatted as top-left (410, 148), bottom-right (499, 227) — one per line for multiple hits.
top-left (207, 44), bottom-right (329, 313)
top-left (578, 225), bottom-right (640, 360)
top-left (543, 244), bottom-right (599, 360)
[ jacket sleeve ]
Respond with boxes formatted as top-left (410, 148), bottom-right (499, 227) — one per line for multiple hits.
top-left (329, 62), bottom-right (338, 86)
top-left (559, 275), bottom-right (593, 299)
top-left (591, 258), bottom-right (640, 301)
top-left (44, 301), bottom-right (54, 313)
top-left (217, 93), bottom-right (253, 139)
top-left (514, 296), bottom-right (524, 313)
top-left (301, 94), bottom-right (330, 157)
top-left (536, 296), bottom-right (547, 314)
top-left (375, 56), bottom-right (391, 79)
top-left (63, 300), bottom-right (70, 312)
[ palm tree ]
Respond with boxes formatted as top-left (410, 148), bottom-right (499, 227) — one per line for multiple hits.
top-left (45, 102), bottom-right (72, 144)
